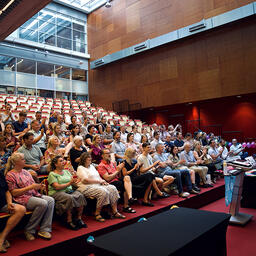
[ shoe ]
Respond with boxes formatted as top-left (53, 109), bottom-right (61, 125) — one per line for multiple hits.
top-left (123, 207), bottom-right (136, 213)
top-left (24, 231), bottom-right (35, 241)
top-left (189, 189), bottom-right (200, 194)
top-left (179, 192), bottom-right (190, 198)
top-left (158, 192), bottom-right (170, 198)
top-left (3, 240), bottom-right (10, 249)
top-left (201, 184), bottom-right (213, 188)
top-left (0, 245), bottom-right (7, 253)
top-left (192, 184), bottom-right (201, 192)
top-left (95, 214), bottom-right (105, 222)
top-left (66, 222), bottom-right (79, 230)
top-left (113, 212), bottom-right (126, 219)
top-left (141, 201), bottom-right (154, 207)
top-left (76, 219), bottom-right (87, 228)
top-left (128, 198), bottom-right (136, 205)
top-left (38, 231), bottom-right (52, 240)
top-left (172, 189), bottom-right (179, 195)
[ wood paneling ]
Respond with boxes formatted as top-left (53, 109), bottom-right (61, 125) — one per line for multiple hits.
top-left (89, 17), bottom-right (256, 110)
top-left (88, 0), bottom-right (254, 60)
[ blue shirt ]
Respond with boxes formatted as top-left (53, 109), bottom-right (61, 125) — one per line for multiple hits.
top-left (49, 117), bottom-right (57, 123)
top-left (180, 150), bottom-right (196, 165)
top-left (174, 139), bottom-right (184, 148)
top-left (13, 121), bottom-right (28, 133)
top-left (153, 153), bottom-right (173, 174)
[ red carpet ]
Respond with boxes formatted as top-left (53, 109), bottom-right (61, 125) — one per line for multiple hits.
top-left (200, 198), bottom-right (256, 256)
top-left (3, 180), bottom-right (224, 256)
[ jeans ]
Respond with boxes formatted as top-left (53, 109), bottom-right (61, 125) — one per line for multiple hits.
top-left (25, 195), bottom-right (55, 234)
top-left (161, 169), bottom-right (192, 193)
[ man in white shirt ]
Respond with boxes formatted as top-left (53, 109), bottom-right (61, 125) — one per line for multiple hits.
top-left (132, 125), bottom-right (141, 143)
top-left (150, 131), bottom-right (164, 151)
top-left (120, 125), bottom-right (127, 144)
top-left (30, 120), bottom-right (47, 155)
top-left (229, 139), bottom-right (245, 159)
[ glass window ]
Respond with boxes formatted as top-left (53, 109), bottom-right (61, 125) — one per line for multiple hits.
top-left (55, 66), bottom-right (70, 79)
top-left (72, 69), bottom-right (87, 81)
top-left (0, 85), bottom-right (15, 95)
top-left (73, 22), bottom-right (85, 32)
top-left (17, 87), bottom-right (36, 96)
top-left (17, 58), bottom-right (36, 74)
top-left (37, 62), bottom-right (54, 77)
top-left (57, 16), bottom-right (71, 28)
top-left (57, 37), bottom-right (72, 50)
top-left (38, 9), bottom-right (55, 23)
top-left (38, 89), bottom-right (54, 98)
top-left (57, 26), bottom-right (72, 39)
top-left (39, 33), bottom-right (56, 46)
top-left (20, 18), bottom-right (38, 31)
top-left (0, 55), bottom-right (15, 71)
top-left (19, 28), bottom-right (38, 42)
top-left (39, 20), bottom-right (56, 34)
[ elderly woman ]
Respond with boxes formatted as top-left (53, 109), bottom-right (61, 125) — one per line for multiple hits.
top-left (69, 136), bottom-right (87, 171)
top-left (122, 148), bottom-right (154, 210)
top-left (77, 152), bottom-right (123, 222)
top-left (0, 171), bottom-right (26, 253)
top-left (90, 134), bottom-right (105, 164)
top-left (44, 136), bottom-right (74, 173)
top-left (5, 152), bottom-right (54, 241)
top-left (47, 156), bottom-right (87, 230)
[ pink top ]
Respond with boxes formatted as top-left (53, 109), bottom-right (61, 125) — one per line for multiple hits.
top-left (6, 169), bottom-right (41, 205)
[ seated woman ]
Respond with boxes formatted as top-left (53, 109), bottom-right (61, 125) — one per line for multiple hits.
top-left (45, 136), bottom-right (74, 173)
top-left (3, 124), bottom-right (19, 152)
top-left (64, 124), bottom-right (81, 158)
top-left (122, 148), bottom-right (154, 209)
top-left (125, 133), bottom-right (139, 155)
top-left (77, 152), bottom-right (123, 222)
top-left (193, 142), bottom-right (216, 184)
top-left (139, 134), bottom-right (148, 154)
top-left (0, 135), bottom-right (12, 173)
top-left (47, 156), bottom-right (87, 230)
top-left (0, 171), bottom-right (26, 253)
top-left (70, 136), bottom-right (87, 171)
top-left (90, 134), bottom-right (105, 165)
top-left (169, 145), bottom-right (200, 192)
top-left (52, 123), bottom-right (67, 148)
top-left (5, 152), bottom-right (55, 241)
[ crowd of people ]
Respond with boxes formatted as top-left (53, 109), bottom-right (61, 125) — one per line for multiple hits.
top-left (0, 103), bottom-right (251, 253)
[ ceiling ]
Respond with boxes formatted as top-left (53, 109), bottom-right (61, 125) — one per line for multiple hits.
top-left (0, 0), bottom-right (52, 40)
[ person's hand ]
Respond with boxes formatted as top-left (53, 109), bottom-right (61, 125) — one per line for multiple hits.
top-left (8, 112), bottom-right (12, 117)
top-left (117, 162), bottom-right (125, 170)
top-left (196, 160), bottom-right (202, 165)
top-left (46, 130), bottom-right (51, 136)
top-left (100, 180), bottom-right (108, 185)
top-left (24, 128), bottom-right (29, 133)
top-left (30, 183), bottom-right (42, 190)
top-left (7, 141), bottom-right (15, 147)
top-left (7, 203), bottom-right (15, 213)
top-left (42, 118), bottom-right (46, 124)
top-left (32, 165), bottom-right (40, 171)
top-left (135, 163), bottom-right (141, 170)
top-left (40, 128), bottom-right (44, 136)
top-left (179, 159), bottom-right (186, 165)
top-left (153, 160), bottom-right (160, 167)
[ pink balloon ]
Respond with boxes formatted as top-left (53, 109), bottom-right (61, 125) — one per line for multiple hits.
top-left (242, 142), bottom-right (247, 148)
top-left (247, 142), bottom-right (251, 148)
top-left (251, 142), bottom-right (256, 148)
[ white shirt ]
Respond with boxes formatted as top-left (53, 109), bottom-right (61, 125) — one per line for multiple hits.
top-left (120, 132), bottom-right (127, 143)
top-left (30, 129), bottom-right (46, 149)
top-left (150, 139), bottom-right (164, 151)
top-left (133, 133), bottom-right (141, 143)
top-left (77, 165), bottom-right (101, 190)
top-left (218, 146), bottom-right (228, 160)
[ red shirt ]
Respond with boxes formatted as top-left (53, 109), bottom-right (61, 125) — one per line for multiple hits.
top-left (98, 160), bottom-right (118, 182)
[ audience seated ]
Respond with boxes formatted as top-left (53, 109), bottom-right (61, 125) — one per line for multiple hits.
top-left (2, 104), bottom-right (15, 126)
top-left (90, 134), bottom-right (105, 164)
top-left (13, 112), bottom-right (29, 137)
top-left (30, 120), bottom-right (47, 155)
top-left (229, 138), bottom-right (248, 160)
top-left (126, 133), bottom-right (140, 155)
top-left (4, 124), bottom-right (19, 152)
top-left (47, 156), bottom-right (87, 230)
top-left (77, 152), bottom-right (122, 222)
top-left (111, 131), bottom-right (126, 164)
top-left (102, 124), bottom-right (113, 145)
top-left (174, 132), bottom-right (184, 151)
top-left (5, 153), bottom-right (54, 241)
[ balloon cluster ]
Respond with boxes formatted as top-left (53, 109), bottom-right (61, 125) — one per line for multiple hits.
top-left (242, 142), bottom-right (256, 148)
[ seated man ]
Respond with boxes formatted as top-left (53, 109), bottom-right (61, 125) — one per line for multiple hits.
top-left (150, 131), bottom-right (164, 151)
top-left (18, 132), bottom-right (47, 175)
top-left (174, 132), bottom-right (184, 151)
top-left (0, 171), bottom-right (26, 253)
top-left (98, 148), bottom-right (135, 213)
top-left (208, 140), bottom-right (223, 169)
top-left (229, 138), bottom-right (248, 160)
top-left (111, 131), bottom-right (126, 163)
top-left (137, 142), bottom-right (171, 200)
top-left (30, 120), bottom-right (47, 155)
top-left (131, 125), bottom-right (141, 144)
top-left (13, 111), bottom-right (29, 137)
top-left (180, 142), bottom-right (210, 188)
top-left (153, 144), bottom-right (200, 196)
top-left (164, 134), bottom-right (174, 153)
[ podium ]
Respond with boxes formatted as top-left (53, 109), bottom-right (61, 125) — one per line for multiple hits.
top-left (227, 163), bottom-right (253, 225)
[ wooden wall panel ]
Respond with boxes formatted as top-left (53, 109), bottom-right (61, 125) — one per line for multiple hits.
top-left (89, 17), bottom-right (256, 110)
top-left (88, 0), bottom-right (254, 60)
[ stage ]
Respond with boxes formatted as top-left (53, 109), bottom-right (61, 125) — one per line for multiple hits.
top-left (3, 179), bottom-right (225, 256)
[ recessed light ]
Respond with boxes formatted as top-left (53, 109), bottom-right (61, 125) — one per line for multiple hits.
top-left (188, 102), bottom-right (192, 105)
top-left (236, 95), bottom-right (242, 98)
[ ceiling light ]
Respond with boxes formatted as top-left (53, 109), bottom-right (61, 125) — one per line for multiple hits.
top-left (236, 95), bottom-right (241, 98)
top-left (105, 1), bottom-right (111, 8)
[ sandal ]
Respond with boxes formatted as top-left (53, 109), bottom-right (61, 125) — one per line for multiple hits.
top-left (95, 214), bottom-right (105, 222)
top-left (113, 212), bottom-right (126, 219)
top-left (123, 207), bottom-right (136, 213)
top-left (0, 245), bottom-right (7, 253)
top-left (3, 240), bottom-right (10, 249)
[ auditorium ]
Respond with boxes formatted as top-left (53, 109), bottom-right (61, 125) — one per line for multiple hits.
top-left (0, 0), bottom-right (256, 255)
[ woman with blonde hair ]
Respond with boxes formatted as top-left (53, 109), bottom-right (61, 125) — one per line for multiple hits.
top-left (5, 152), bottom-right (54, 241)
top-left (122, 148), bottom-right (154, 209)
top-left (47, 156), bottom-right (87, 230)
top-left (44, 136), bottom-right (74, 173)
top-left (77, 152), bottom-right (122, 222)
top-left (52, 123), bottom-right (67, 148)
